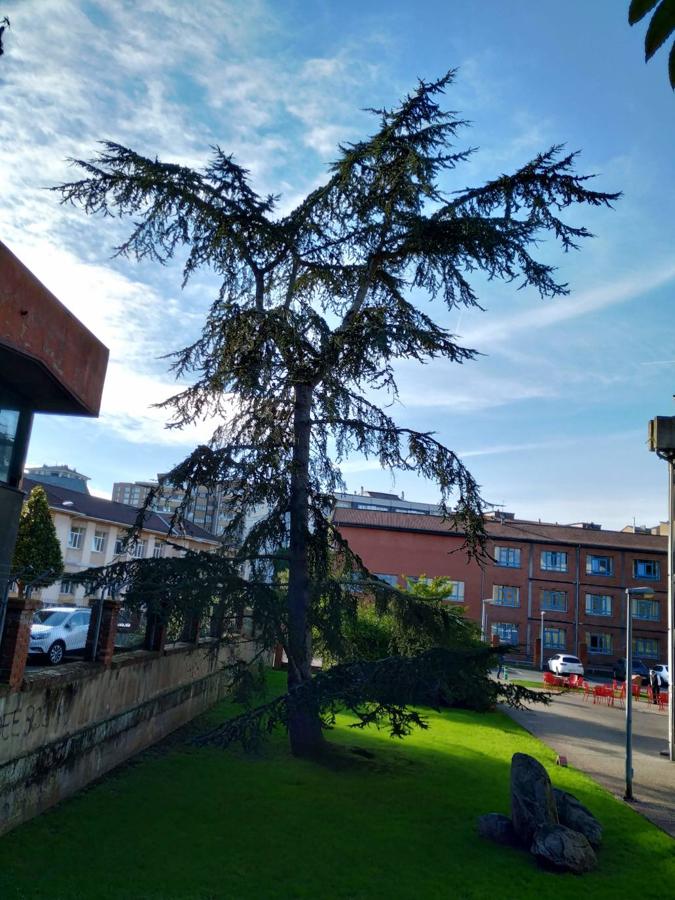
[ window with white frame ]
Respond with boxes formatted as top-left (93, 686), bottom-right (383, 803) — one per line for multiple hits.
top-left (543, 626), bottom-right (565, 650)
top-left (132, 539), bottom-right (146, 559)
top-left (491, 622), bottom-right (519, 645)
top-left (493, 585), bottom-right (520, 607)
top-left (370, 573), bottom-right (395, 587)
top-left (60, 579), bottom-right (74, 595)
top-left (153, 542), bottom-right (165, 559)
top-left (68, 526), bottom-right (85, 550)
top-left (633, 559), bottom-right (660, 580)
top-left (494, 546), bottom-right (521, 568)
top-left (586, 554), bottom-right (613, 576)
top-left (631, 598), bottom-right (660, 621)
top-left (92, 530), bottom-right (106, 553)
top-left (633, 637), bottom-right (658, 659)
top-left (541, 589), bottom-right (567, 612)
top-left (589, 633), bottom-right (612, 655)
top-left (541, 551), bottom-right (568, 572)
top-left (443, 580), bottom-right (465, 602)
top-left (114, 537), bottom-right (125, 555)
top-left (585, 593), bottom-right (612, 616)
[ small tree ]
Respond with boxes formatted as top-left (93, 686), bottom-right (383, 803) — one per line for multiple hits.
top-left (12, 485), bottom-right (64, 596)
top-left (58, 72), bottom-right (616, 757)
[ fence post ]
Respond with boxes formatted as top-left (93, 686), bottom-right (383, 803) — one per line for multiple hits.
top-left (180, 612), bottom-right (200, 644)
top-left (145, 604), bottom-right (168, 652)
top-left (85, 597), bottom-right (122, 665)
top-left (0, 596), bottom-right (40, 690)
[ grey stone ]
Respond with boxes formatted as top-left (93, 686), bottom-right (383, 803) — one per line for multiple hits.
top-left (510, 752), bottom-right (558, 846)
top-left (553, 788), bottom-right (603, 849)
top-left (477, 813), bottom-right (518, 846)
top-left (531, 823), bottom-right (598, 873)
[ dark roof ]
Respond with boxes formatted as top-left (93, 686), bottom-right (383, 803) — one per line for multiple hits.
top-left (23, 478), bottom-right (219, 543)
top-left (332, 507), bottom-right (668, 554)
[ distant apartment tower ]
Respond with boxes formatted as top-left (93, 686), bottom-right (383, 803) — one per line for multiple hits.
top-left (333, 488), bottom-right (441, 516)
top-left (24, 464), bottom-right (90, 495)
top-left (112, 478), bottom-right (235, 536)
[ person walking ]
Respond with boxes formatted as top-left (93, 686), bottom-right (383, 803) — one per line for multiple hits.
top-left (649, 668), bottom-right (661, 705)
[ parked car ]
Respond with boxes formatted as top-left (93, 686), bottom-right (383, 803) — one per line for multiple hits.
top-left (653, 663), bottom-right (670, 686)
top-left (29, 606), bottom-right (91, 665)
top-left (612, 657), bottom-right (651, 685)
top-left (548, 654), bottom-right (584, 676)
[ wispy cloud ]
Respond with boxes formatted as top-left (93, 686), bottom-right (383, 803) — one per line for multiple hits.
top-left (461, 262), bottom-right (675, 348)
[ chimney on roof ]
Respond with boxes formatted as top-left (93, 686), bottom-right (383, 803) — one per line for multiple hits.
top-left (485, 511), bottom-right (515, 521)
top-left (569, 522), bottom-right (602, 531)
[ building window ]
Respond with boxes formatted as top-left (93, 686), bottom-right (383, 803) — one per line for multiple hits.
top-left (67, 526), bottom-right (85, 550)
top-left (92, 530), bottom-right (106, 553)
top-left (585, 593), bottom-right (612, 617)
top-left (633, 638), bottom-right (658, 659)
top-left (493, 585), bottom-right (520, 607)
top-left (631, 598), bottom-right (660, 621)
top-left (491, 622), bottom-right (519, 645)
top-left (633, 559), bottom-right (660, 580)
top-left (541, 551), bottom-right (568, 572)
top-left (114, 537), bottom-right (125, 555)
top-left (494, 546), bottom-right (521, 568)
top-left (132, 540), bottom-right (146, 559)
top-left (60, 579), bottom-right (74, 595)
top-left (541, 590), bottom-right (567, 612)
top-left (444, 580), bottom-right (465, 602)
top-left (589, 633), bottom-right (612, 655)
top-left (153, 543), bottom-right (165, 559)
top-left (543, 627), bottom-right (565, 650)
top-left (586, 555), bottom-right (613, 576)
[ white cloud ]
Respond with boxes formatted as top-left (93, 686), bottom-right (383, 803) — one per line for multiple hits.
top-left (460, 261), bottom-right (675, 349)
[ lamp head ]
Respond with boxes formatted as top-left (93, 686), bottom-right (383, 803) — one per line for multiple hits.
top-left (626, 586), bottom-right (655, 600)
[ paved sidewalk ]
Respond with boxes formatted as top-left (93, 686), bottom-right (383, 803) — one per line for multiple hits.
top-left (505, 689), bottom-right (675, 837)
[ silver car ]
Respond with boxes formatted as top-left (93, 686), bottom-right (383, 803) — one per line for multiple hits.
top-left (29, 606), bottom-right (91, 665)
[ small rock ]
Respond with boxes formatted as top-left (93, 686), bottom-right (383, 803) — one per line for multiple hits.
top-left (477, 813), bottom-right (518, 846)
top-left (531, 823), bottom-right (598, 873)
top-left (553, 788), bottom-right (603, 848)
top-left (511, 752), bottom-right (558, 846)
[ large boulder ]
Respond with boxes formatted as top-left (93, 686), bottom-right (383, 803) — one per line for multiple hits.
top-left (477, 813), bottom-right (518, 846)
top-left (531, 823), bottom-right (598, 873)
top-left (553, 788), bottom-right (603, 848)
top-left (510, 752), bottom-right (558, 846)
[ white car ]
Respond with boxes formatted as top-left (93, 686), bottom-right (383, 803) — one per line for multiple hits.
top-left (29, 606), bottom-right (91, 665)
top-left (653, 663), bottom-right (670, 686)
top-left (548, 654), bottom-right (584, 677)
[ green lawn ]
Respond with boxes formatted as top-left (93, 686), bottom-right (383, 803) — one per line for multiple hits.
top-left (0, 671), bottom-right (673, 900)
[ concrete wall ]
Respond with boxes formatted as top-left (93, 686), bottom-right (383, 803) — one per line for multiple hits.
top-left (0, 640), bottom-right (253, 835)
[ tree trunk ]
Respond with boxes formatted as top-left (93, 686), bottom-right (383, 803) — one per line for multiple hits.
top-left (286, 382), bottom-right (325, 758)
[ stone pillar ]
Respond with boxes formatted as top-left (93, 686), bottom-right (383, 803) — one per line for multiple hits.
top-left (85, 598), bottom-right (122, 665)
top-left (0, 596), bottom-right (39, 690)
top-left (145, 607), bottom-right (168, 653)
top-left (180, 612), bottom-right (200, 644)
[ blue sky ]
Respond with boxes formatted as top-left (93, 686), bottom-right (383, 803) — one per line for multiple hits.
top-left (1, 0), bottom-right (674, 528)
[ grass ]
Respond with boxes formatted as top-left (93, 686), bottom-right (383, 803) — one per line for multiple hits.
top-left (0, 671), bottom-right (673, 900)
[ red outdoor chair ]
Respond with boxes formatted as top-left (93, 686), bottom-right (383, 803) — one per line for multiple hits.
top-left (657, 692), bottom-right (669, 712)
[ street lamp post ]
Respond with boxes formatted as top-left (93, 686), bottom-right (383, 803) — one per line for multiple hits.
top-left (647, 416), bottom-right (675, 762)
top-left (540, 610), bottom-right (546, 670)
top-left (624, 586), bottom-right (655, 802)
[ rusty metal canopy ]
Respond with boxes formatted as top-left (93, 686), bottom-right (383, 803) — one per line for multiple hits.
top-left (0, 241), bottom-right (108, 416)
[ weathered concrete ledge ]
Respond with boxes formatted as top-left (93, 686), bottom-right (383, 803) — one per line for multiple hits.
top-left (0, 640), bottom-right (255, 835)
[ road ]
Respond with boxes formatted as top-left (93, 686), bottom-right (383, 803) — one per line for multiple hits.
top-left (503, 670), bottom-right (675, 837)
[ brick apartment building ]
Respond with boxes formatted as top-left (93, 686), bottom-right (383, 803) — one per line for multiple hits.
top-left (332, 507), bottom-right (668, 670)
